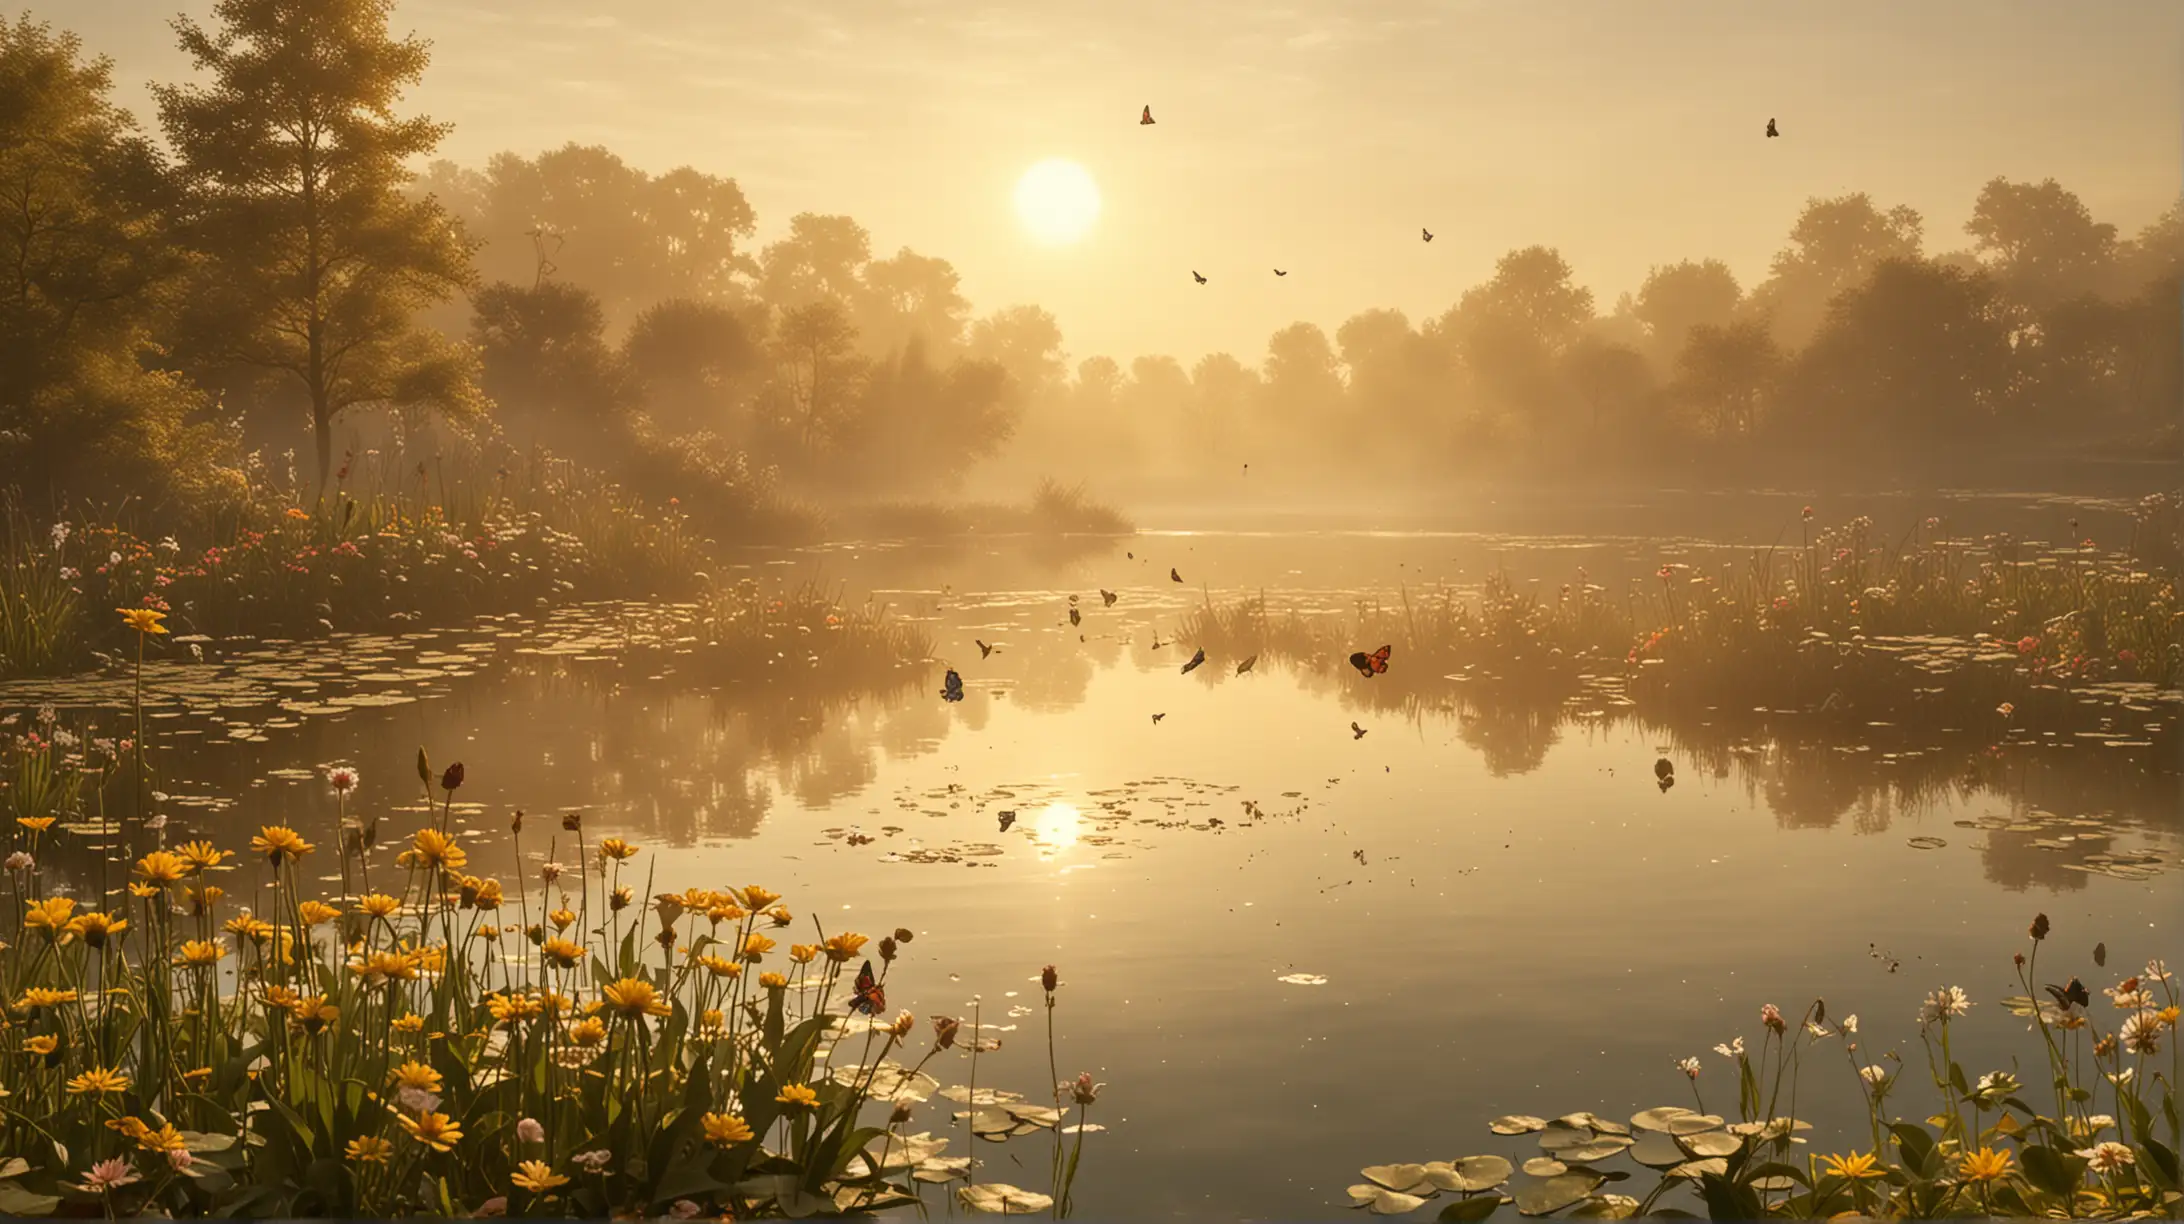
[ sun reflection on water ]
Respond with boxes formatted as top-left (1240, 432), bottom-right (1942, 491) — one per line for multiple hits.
top-left (1031, 801), bottom-right (1082, 850)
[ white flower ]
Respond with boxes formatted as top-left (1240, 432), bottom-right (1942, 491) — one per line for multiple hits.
top-left (1919, 985), bottom-right (1972, 1025)
top-left (1713, 1037), bottom-right (1745, 1059)
top-left (2145, 959), bottom-right (2171, 983)
top-left (108, 551), bottom-right (121, 567)
top-left (167, 1148), bottom-right (194, 1172)
top-left (1805, 1021), bottom-right (1832, 1039)
top-left (572, 1149), bottom-right (612, 1172)
top-left (397, 1087), bottom-right (441, 1113)
top-left (158, 536), bottom-right (180, 554)
top-left (326, 766), bottom-right (359, 795)
top-left (2107, 986), bottom-right (2154, 1010)
top-left (516, 1117), bottom-right (545, 1144)
top-left (2121, 1011), bottom-right (2162, 1055)
top-left (72, 1157), bottom-right (139, 1192)
top-left (1859, 1065), bottom-right (1890, 1086)
top-left (2075, 1141), bottom-right (2135, 1173)
top-left (2068, 1115), bottom-right (2116, 1140)
top-left (669, 1201), bottom-right (701, 1219)
top-left (1841, 1014), bottom-right (1857, 1034)
top-left (2107, 1068), bottom-right (2136, 1087)
top-left (4, 851), bottom-right (32, 871)
top-left (57, 566), bottom-right (76, 580)
top-left (49, 522), bottom-right (69, 547)
top-left (1677, 1057), bottom-right (1701, 1079)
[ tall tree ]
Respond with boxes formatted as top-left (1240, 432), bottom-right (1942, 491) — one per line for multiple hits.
top-left (156, 0), bottom-right (478, 489)
top-left (1671, 320), bottom-right (1779, 440)
top-left (1748, 193), bottom-right (1923, 351)
top-left (1964, 177), bottom-right (2117, 309)
top-left (621, 297), bottom-right (765, 439)
top-left (758, 213), bottom-right (871, 312)
top-left (965, 305), bottom-right (1067, 408)
top-left (1633, 259), bottom-right (1741, 368)
top-left (860, 247), bottom-right (969, 356)
top-left (469, 280), bottom-right (624, 455)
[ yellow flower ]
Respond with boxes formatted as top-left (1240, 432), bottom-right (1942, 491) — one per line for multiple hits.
top-left (24, 896), bottom-right (77, 941)
top-left (609, 885), bottom-right (634, 911)
top-left (250, 825), bottom-right (314, 864)
top-left (766, 905), bottom-right (793, 927)
top-left (15, 816), bottom-right (53, 832)
top-left (175, 841), bottom-right (229, 873)
top-left (737, 885), bottom-right (781, 911)
top-left (567, 1017), bottom-right (607, 1047)
top-left (106, 1116), bottom-right (151, 1142)
top-left (392, 1014), bottom-right (425, 1034)
top-left (391, 1060), bottom-right (443, 1093)
top-left (775, 1083), bottom-right (819, 1108)
top-left (17, 986), bottom-right (78, 1010)
top-left (2160, 1005), bottom-right (2180, 1029)
top-left (549, 907), bottom-right (577, 931)
top-left (134, 1123), bottom-right (187, 1154)
top-left (1819, 1151), bottom-right (1887, 1181)
top-left (487, 993), bottom-right (543, 1023)
top-left (698, 1008), bottom-right (725, 1034)
top-left (118, 607), bottom-right (168, 635)
top-left (67, 1066), bottom-right (130, 1095)
top-left (289, 994), bottom-right (338, 1032)
top-left (789, 943), bottom-right (819, 965)
top-left (351, 950), bottom-right (422, 986)
top-left (601, 978), bottom-right (671, 1018)
top-left (346, 1136), bottom-right (394, 1163)
top-left (706, 902), bottom-right (746, 924)
top-left (741, 932), bottom-right (775, 961)
top-left (702, 1112), bottom-right (755, 1147)
top-left (822, 932), bottom-right (869, 963)
top-left (597, 837), bottom-right (640, 861)
top-left (397, 828), bottom-right (466, 872)
top-left (540, 938), bottom-right (584, 968)
top-left (185, 884), bottom-right (223, 915)
top-left (698, 955), bottom-right (742, 979)
top-left (66, 911), bottom-right (127, 949)
top-left (175, 939), bottom-right (226, 967)
top-left (356, 893), bottom-right (401, 918)
top-left (134, 851), bottom-right (187, 884)
top-left (127, 882), bottom-right (161, 899)
top-left (22, 1035), bottom-right (57, 1055)
top-left (759, 971), bottom-right (788, 989)
top-left (296, 900), bottom-right (342, 927)
top-left (510, 1160), bottom-right (568, 1192)
top-left (399, 1111), bottom-right (462, 1152)
top-left (1959, 1147), bottom-right (2014, 1183)
top-left (284, 506), bottom-right (309, 520)
top-left (261, 984), bottom-right (303, 1012)
top-left (225, 914), bottom-right (274, 941)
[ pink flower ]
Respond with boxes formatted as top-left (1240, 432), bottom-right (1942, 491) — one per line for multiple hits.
top-left (1760, 1003), bottom-right (1786, 1034)
top-left (516, 1117), bottom-right (545, 1144)
top-left (74, 1157), bottom-right (140, 1192)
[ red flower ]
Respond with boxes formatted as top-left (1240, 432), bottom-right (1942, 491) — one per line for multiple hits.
top-left (2016, 636), bottom-right (2038, 655)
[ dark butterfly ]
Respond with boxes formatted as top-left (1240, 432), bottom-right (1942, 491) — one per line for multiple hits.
top-left (1182, 647), bottom-right (1206, 674)
top-left (998, 811), bottom-right (1017, 832)
top-left (1658, 774), bottom-right (1675, 793)
top-left (1192, 271), bottom-right (1207, 285)
top-left (1351, 722), bottom-right (1367, 740)
top-left (1170, 567), bottom-right (1183, 582)
top-left (2093, 942), bottom-right (2107, 967)
top-left (1236, 654), bottom-right (1257, 675)
top-left (1654, 757), bottom-right (1675, 780)
top-left (977, 639), bottom-right (994, 658)
top-left (1101, 589), bottom-right (1117, 606)
top-left (941, 669), bottom-right (965, 703)
top-left (1421, 228), bottom-right (1434, 242)
top-left (1069, 607), bottom-right (1081, 627)
top-left (1140, 105), bottom-right (1155, 125)
top-left (1348, 645), bottom-right (1392, 677)
top-left (1273, 269), bottom-right (1287, 276)
top-left (1151, 712), bottom-right (1166, 724)
top-left (849, 960), bottom-right (886, 1015)
top-left (1765, 117), bottom-right (1779, 138)
top-left (2045, 977), bottom-right (2090, 1011)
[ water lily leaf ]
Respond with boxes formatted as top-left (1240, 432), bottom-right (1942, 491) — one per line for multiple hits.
top-left (1366, 1189), bottom-right (1431, 1215)
top-left (1907, 836), bottom-right (1947, 850)
top-left (0, 1159), bottom-right (25, 1179)
top-left (1665, 1158), bottom-right (1728, 1180)
top-left (1557, 1112), bottom-right (1629, 1136)
top-left (1627, 1133), bottom-right (1687, 1168)
top-left (834, 1185), bottom-right (918, 1212)
top-left (912, 1156), bottom-right (972, 1183)
top-left (941, 1085), bottom-right (1024, 1105)
top-left (1522, 1159), bottom-right (1567, 1178)
top-left (0, 1185), bottom-right (58, 1218)
top-left (1490, 1116), bottom-right (1548, 1135)
top-left (1676, 1131), bottom-right (1743, 1159)
top-left (1567, 1194), bottom-right (1641, 1219)
top-left (1748, 1176), bottom-right (1797, 1192)
top-left (1060, 1123), bottom-right (1106, 1134)
top-left (959, 1183), bottom-right (1055, 1214)
top-left (1364, 1164), bottom-right (1433, 1193)
top-left (1438, 1196), bottom-right (1506, 1222)
top-left (1663, 1113), bottom-right (1725, 1136)
top-left (1515, 1172), bottom-right (1604, 1216)
top-left (1629, 1107), bottom-right (1692, 1133)
top-left (1433, 1156), bottom-right (1513, 1192)
top-left (1554, 1138), bottom-right (1634, 1164)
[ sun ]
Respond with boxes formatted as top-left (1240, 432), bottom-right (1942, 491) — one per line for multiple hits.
top-left (1013, 159), bottom-right (1101, 245)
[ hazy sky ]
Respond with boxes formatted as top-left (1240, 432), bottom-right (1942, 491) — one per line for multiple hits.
top-left (64, 0), bottom-right (2184, 365)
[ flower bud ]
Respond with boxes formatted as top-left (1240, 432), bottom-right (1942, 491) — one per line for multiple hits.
top-left (440, 762), bottom-right (465, 792)
top-left (1041, 964), bottom-right (1058, 993)
top-left (2030, 913), bottom-right (2050, 942)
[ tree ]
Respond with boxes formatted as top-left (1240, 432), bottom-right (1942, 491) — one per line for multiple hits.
top-left (469, 281), bottom-right (624, 454)
top-left (1964, 177), bottom-right (2117, 309)
top-left (766, 299), bottom-right (865, 456)
top-left (758, 213), bottom-right (871, 312)
top-left (860, 247), bottom-right (969, 355)
top-left (1748, 193), bottom-right (1923, 351)
top-left (1633, 259), bottom-right (1741, 368)
top-left (965, 305), bottom-right (1066, 408)
top-left (843, 341), bottom-right (1015, 489)
top-left (1260, 322), bottom-right (1343, 429)
top-left (1446, 246), bottom-right (1595, 354)
top-left (2116, 197), bottom-right (2183, 292)
top-left (0, 16), bottom-right (231, 507)
top-left (621, 297), bottom-right (765, 439)
top-left (156, 0), bottom-right (478, 490)
top-left (1671, 320), bottom-right (1779, 440)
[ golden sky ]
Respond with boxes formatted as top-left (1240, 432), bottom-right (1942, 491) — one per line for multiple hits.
top-left (71, 0), bottom-right (2184, 365)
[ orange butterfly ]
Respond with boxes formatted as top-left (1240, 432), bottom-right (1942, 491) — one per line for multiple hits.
top-left (1347, 645), bottom-right (1391, 677)
top-left (1140, 105), bottom-right (1156, 125)
top-left (848, 960), bottom-right (886, 1015)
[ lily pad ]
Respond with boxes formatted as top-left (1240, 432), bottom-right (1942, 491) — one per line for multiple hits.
top-left (959, 1183), bottom-right (1055, 1214)
top-left (1490, 1115), bottom-right (1549, 1135)
top-left (1663, 1113), bottom-right (1726, 1136)
top-left (1567, 1195), bottom-right (1641, 1219)
top-left (1676, 1131), bottom-right (1743, 1159)
top-left (1907, 836), bottom-right (1947, 850)
top-left (1365, 1164), bottom-right (1435, 1193)
top-left (1350, 1185), bottom-right (1432, 1215)
top-left (1522, 1159), bottom-right (1567, 1178)
top-left (1553, 1138), bottom-right (1634, 1164)
top-left (1432, 1156), bottom-right (1513, 1192)
top-left (1627, 1132), bottom-right (1688, 1168)
top-left (1629, 1107), bottom-right (1694, 1133)
top-left (1665, 1158), bottom-right (1729, 1180)
top-left (1515, 1172), bottom-right (1606, 1217)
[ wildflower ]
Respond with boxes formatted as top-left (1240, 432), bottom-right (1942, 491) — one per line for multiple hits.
top-left (68, 911), bottom-right (127, 949)
top-left (250, 825), bottom-right (314, 865)
top-left (290, 995), bottom-right (337, 1033)
top-left (134, 1123), bottom-right (187, 1154)
top-left (541, 938), bottom-right (583, 968)
top-left (15, 816), bottom-right (53, 832)
top-left (597, 837), bottom-right (639, 861)
top-left (176, 841), bottom-right (228, 872)
top-left (1677, 1056), bottom-right (1701, 1079)
top-left (703, 1112), bottom-right (755, 1147)
top-left (24, 896), bottom-right (77, 941)
top-left (439, 762), bottom-right (465, 792)
top-left (1859, 1065), bottom-right (1890, 1086)
top-left (2146, 959), bottom-right (2172, 983)
top-left (572, 1150), bottom-right (612, 1173)
top-left (1997, 701), bottom-right (2015, 717)
top-left (935, 1015), bottom-right (960, 1048)
top-left (1041, 964), bottom-right (1059, 992)
top-left (699, 956), bottom-right (741, 979)
top-left (738, 885), bottom-right (782, 911)
top-left (2159, 1005), bottom-right (2180, 1029)
top-left (176, 939), bottom-right (225, 966)
top-left (67, 1066), bottom-right (131, 1095)
top-left (758, 971), bottom-right (788, 989)
top-left (1958, 1147), bottom-right (2013, 1183)
top-left (185, 885), bottom-right (223, 916)
top-left (602, 978), bottom-right (671, 1018)
top-left (609, 885), bottom-right (633, 911)
top-left (72, 1157), bottom-right (141, 1193)
top-left (3, 851), bottom-right (30, 871)
top-left (775, 1083), bottom-right (819, 1108)
top-left (768, 905), bottom-right (793, 926)
top-left (22, 1035), bottom-right (57, 1056)
top-left (698, 1008), bottom-right (725, 1034)
top-left (399, 1111), bottom-right (463, 1152)
top-left (549, 907), bottom-right (577, 931)
top-left (567, 1017), bottom-right (608, 1047)
top-left (398, 828), bottom-right (466, 873)
top-left (2029, 912), bottom-right (2050, 941)
top-left (346, 1136), bottom-right (393, 1163)
top-left (540, 861), bottom-right (563, 885)
top-left (118, 607), bottom-right (168, 636)
top-left (2121, 1010), bottom-right (2162, 1054)
top-left (561, 812), bottom-right (583, 832)
top-left (16, 986), bottom-right (75, 1010)
top-left (739, 932), bottom-right (776, 962)
top-left (511, 1160), bottom-right (568, 1192)
top-left (392, 1014), bottom-right (425, 1034)
top-left (517, 1117), bottom-right (545, 1144)
top-left (1818, 1151), bottom-right (1885, 1181)
top-left (135, 851), bottom-right (187, 884)
top-left (327, 766), bottom-right (359, 794)
top-left (789, 943), bottom-right (818, 965)
top-left (2076, 1142), bottom-right (2135, 1173)
top-left (823, 932), bottom-right (869, 963)
top-left (889, 1009), bottom-right (917, 1037)
top-left (1841, 1014), bottom-right (1858, 1034)
top-left (487, 993), bottom-right (543, 1024)
top-left (285, 506), bottom-right (309, 520)
top-left (297, 900), bottom-right (342, 927)
top-left (1068, 1072), bottom-right (1104, 1104)
top-left (1758, 1003), bottom-right (1785, 1033)
top-left (669, 1201), bottom-right (701, 1219)
top-left (1919, 985), bottom-right (1971, 1025)
top-left (879, 936), bottom-right (898, 962)
top-left (391, 1062), bottom-right (444, 1094)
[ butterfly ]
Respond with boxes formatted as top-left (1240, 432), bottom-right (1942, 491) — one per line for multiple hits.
top-left (977, 639), bottom-right (995, 658)
top-left (1421, 228), bottom-right (1434, 242)
top-left (2045, 977), bottom-right (2090, 1011)
top-left (1101, 589), bottom-right (1117, 607)
top-left (1069, 607), bottom-right (1081, 627)
top-left (941, 669), bottom-right (965, 702)
top-left (1170, 567), bottom-right (1183, 582)
top-left (1151, 712), bottom-right (1166, 724)
top-left (1654, 757), bottom-right (1675, 780)
top-left (1236, 654), bottom-right (1257, 675)
top-left (1141, 105), bottom-right (1155, 125)
top-left (1273, 269), bottom-right (1287, 276)
top-left (1181, 647), bottom-right (1206, 674)
top-left (1351, 722), bottom-right (1367, 740)
top-left (1765, 117), bottom-right (1779, 138)
top-left (998, 811), bottom-right (1017, 832)
top-left (848, 960), bottom-right (886, 1015)
top-left (1192, 271), bottom-right (1207, 285)
top-left (1347, 645), bottom-right (1392, 677)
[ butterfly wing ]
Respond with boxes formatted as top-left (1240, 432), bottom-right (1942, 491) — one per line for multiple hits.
top-left (1370, 645), bottom-right (1392, 673)
top-left (850, 960), bottom-right (884, 1014)
top-left (1141, 105), bottom-right (1154, 124)
top-left (1348, 651), bottom-right (1371, 677)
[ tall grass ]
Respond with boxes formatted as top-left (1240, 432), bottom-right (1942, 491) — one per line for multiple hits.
top-left (0, 507), bottom-right (83, 678)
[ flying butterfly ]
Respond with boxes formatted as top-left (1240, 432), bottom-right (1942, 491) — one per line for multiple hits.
top-left (1151, 712), bottom-right (1166, 724)
top-left (1236, 654), bottom-right (1257, 675)
top-left (1170, 567), bottom-right (1183, 583)
top-left (1765, 117), bottom-right (1779, 138)
top-left (1351, 722), bottom-right (1367, 740)
top-left (1347, 645), bottom-right (1392, 677)
top-left (1654, 757), bottom-right (1675, 780)
top-left (941, 669), bottom-right (965, 703)
top-left (1181, 647), bottom-right (1207, 674)
top-left (1140, 105), bottom-right (1155, 125)
top-left (1069, 607), bottom-right (1081, 627)
top-left (848, 960), bottom-right (886, 1015)
top-left (977, 639), bottom-right (995, 658)
top-left (2045, 977), bottom-right (2090, 1011)
top-left (1422, 228), bottom-right (1434, 243)
top-left (1101, 589), bottom-right (1117, 607)
top-left (2093, 941), bottom-right (2107, 967)
top-left (1273, 269), bottom-right (1288, 276)
top-left (1192, 271), bottom-right (1207, 285)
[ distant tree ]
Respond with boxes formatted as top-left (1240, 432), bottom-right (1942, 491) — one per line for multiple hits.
top-left (766, 299), bottom-right (866, 456)
top-left (1185, 351), bottom-right (1259, 456)
top-left (1964, 177), bottom-right (2118, 309)
top-left (0, 16), bottom-right (232, 507)
top-left (1260, 322), bottom-right (1343, 430)
top-left (965, 305), bottom-right (1067, 407)
top-left (1562, 336), bottom-right (1658, 437)
top-left (758, 213), bottom-right (871, 312)
top-left (860, 247), bottom-right (969, 355)
top-left (468, 281), bottom-right (625, 454)
top-left (1446, 246), bottom-right (1595, 353)
top-left (155, 0), bottom-right (479, 490)
top-left (621, 297), bottom-right (766, 439)
top-left (845, 341), bottom-right (1015, 489)
top-left (2116, 197), bottom-right (2184, 292)
top-left (1671, 320), bottom-right (1780, 440)
top-left (1633, 259), bottom-right (1741, 368)
top-left (1748, 193), bottom-right (1923, 351)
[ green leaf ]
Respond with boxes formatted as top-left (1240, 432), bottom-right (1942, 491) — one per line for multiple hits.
top-left (0, 1183), bottom-right (58, 1217)
top-left (1889, 1123), bottom-right (1938, 1180)
top-left (1439, 1195), bottom-right (1504, 1222)
top-left (1697, 1172), bottom-right (1761, 1222)
top-left (1947, 1061), bottom-right (1969, 1095)
top-left (2142, 1138), bottom-right (2180, 1192)
top-left (1739, 1161), bottom-right (1811, 1189)
top-left (2016, 1145), bottom-right (2084, 1198)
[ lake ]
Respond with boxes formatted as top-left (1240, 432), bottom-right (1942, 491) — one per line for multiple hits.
top-left (8, 490), bottom-right (2179, 1220)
